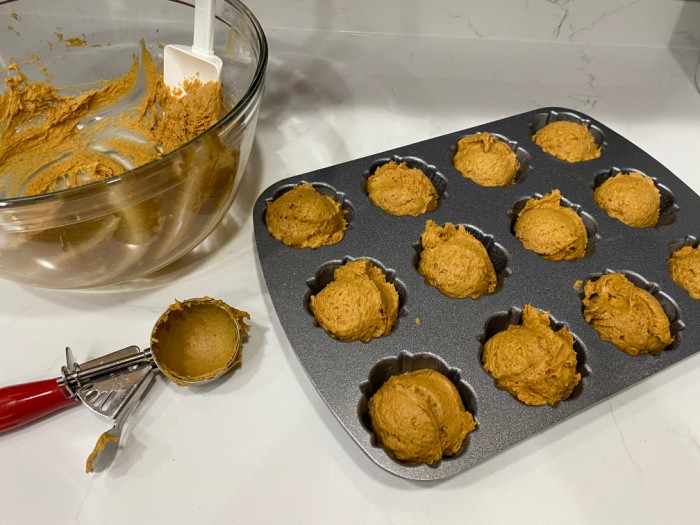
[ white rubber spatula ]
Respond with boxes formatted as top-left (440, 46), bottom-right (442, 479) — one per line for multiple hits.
top-left (164, 0), bottom-right (223, 93)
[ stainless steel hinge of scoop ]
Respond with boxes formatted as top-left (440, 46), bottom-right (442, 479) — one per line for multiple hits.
top-left (58, 345), bottom-right (156, 420)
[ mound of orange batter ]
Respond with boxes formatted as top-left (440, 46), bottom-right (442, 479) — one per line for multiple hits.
top-left (593, 172), bottom-right (660, 228)
top-left (366, 161), bottom-right (438, 217)
top-left (369, 368), bottom-right (476, 465)
top-left (482, 304), bottom-right (580, 406)
top-left (582, 273), bottom-right (674, 355)
top-left (514, 189), bottom-right (588, 261)
top-left (532, 120), bottom-right (601, 162)
top-left (452, 132), bottom-right (519, 187)
top-left (266, 184), bottom-right (347, 248)
top-left (669, 245), bottom-right (700, 299)
top-left (417, 220), bottom-right (497, 299)
top-left (309, 259), bottom-right (398, 342)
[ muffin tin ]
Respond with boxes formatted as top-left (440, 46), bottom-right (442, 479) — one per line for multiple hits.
top-left (253, 107), bottom-right (700, 481)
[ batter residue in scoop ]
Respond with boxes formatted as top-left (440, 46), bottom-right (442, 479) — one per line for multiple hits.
top-left (265, 184), bottom-right (347, 248)
top-left (532, 120), bottom-right (601, 162)
top-left (452, 132), bottom-right (520, 187)
top-left (582, 273), bottom-right (674, 355)
top-left (593, 172), bottom-right (660, 228)
top-left (514, 189), bottom-right (588, 261)
top-left (669, 245), bottom-right (700, 299)
top-left (309, 259), bottom-right (398, 342)
top-left (418, 220), bottom-right (497, 299)
top-left (0, 42), bottom-right (225, 197)
top-left (150, 297), bottom-right (251, 386)
top-left (482, 304), bottom-right (581, 406)
top-left (366, 161), bottom-right (438, 216)
top-left (368, 368), bottom-right (476, 465)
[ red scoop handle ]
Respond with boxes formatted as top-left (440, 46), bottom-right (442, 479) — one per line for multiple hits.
top-left (0, 379), bottom-right (78, 433)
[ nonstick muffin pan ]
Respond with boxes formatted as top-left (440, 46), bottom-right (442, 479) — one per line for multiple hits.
top-left (253, 107), bottom-right (700, 481)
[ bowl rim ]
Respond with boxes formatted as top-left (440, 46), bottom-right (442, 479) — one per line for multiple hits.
top-left (0, 0), bottom-right (268, 209)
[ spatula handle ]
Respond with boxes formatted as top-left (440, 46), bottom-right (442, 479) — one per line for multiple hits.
top-left (0, 379), bottom-right (78, 433)
top-left (193, 0), bottom-right (216, 56)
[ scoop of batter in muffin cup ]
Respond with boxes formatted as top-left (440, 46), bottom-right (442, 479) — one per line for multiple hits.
top-left (364, 158), bottom-right (443, 217)
top-left (668, 236), bottom-right (700, 299)
top-left (580, 271), bottom-right (680, 355)
top-left (530, 111), bottom-right (604, 162)
top-left (307, 258), bottom-right (403, 342)
top-left (416, 220), bottom-right (504, 299)
top-left (481, 304), bottom-right (583, 406)
top-left (593, 169), bottom-right (677, 228)
top-left (265, 183), bottom-right (350, 248)
top-left (452, 132), bottom-right (528, 187)
top-left (511, 189), bottom-right (594, 261)
top-left (360, 352), bottom-right (477, 466)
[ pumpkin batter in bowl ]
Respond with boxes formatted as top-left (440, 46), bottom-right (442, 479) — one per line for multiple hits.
top-left (0, 44), bottom-right (224, 198)
top-left (0, 0), bottom-right (268, 288)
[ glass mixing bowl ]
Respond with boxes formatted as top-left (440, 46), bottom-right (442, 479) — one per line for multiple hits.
top-left (0, 0), bottom-right (267, 288)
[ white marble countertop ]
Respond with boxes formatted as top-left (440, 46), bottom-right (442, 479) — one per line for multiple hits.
top-left (3, 1), bottom-right (700, 523)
